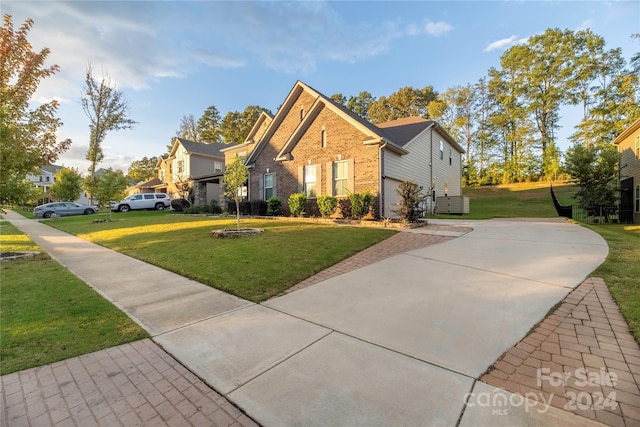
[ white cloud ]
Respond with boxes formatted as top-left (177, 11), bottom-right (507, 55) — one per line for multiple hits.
top-left (575, 19), bottom-right (593, 31)
top-left (406, 20), bottom-right (453, 37)
top-left (483, 35), bottom-right (528, 52)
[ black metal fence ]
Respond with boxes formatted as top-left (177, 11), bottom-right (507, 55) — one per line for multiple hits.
top-left (550, 185), bottom-right (633, 224)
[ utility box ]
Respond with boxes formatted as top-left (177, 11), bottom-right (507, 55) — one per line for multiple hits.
top-left (435, 196), bottom-right (469, 214)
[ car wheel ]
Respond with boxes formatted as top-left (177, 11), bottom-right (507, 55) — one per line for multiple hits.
top-left (119, 205), bottom-right (130, 213)
top-left (84, 208), bottom-right (94, 215)
top-left (155, 203), bottom-right (165, 211)
top-left (43, 211), bottom-right (53, 219)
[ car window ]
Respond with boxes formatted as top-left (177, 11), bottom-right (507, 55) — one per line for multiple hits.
top-left (144, 194), bottom-right (154, 200)
top-left (133, 195), bottom-right (143, 200)
top-left (156, 194), bottom-right (166, 199)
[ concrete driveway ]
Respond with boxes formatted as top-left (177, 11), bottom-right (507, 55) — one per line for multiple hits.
top-left (6, 214), bottom-right (609, 426)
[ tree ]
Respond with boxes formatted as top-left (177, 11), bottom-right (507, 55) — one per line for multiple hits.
top-left (0, 15), bottom-right (71, 195)
top-left (127, 156), bottom-right (158, 183)
top-left (50, 167), bottom-right (83, 201)
top-left (346, 91), bottom-right (375, 120)
top-left (631, 33), bottom-right (640, 74)
top-left (393, 181), bottom-right (425, 223)
top-left (368, 86), bottom-right (438, 123)
top-left (197, 105), bottom-right (222, 143)
top-left (0, 175), bottom-right (42, 206)
top-left (81, 63), bottom-right (136, 202)
top-left (92, 168), bottom-right (128, 220)
top-left (175, 114), bottom-right (199, 141)
top-left (330, 93), bottom-right (346, 105)
top-left (223, 155), bottom-right (248, 230)
top-left (220, 105), bottom-right (272, 144)
top-left (564, 142), bottom-right (618, 218)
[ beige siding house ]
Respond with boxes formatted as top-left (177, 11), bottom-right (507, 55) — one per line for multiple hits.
top-left (234, 81), bottom-right (464, 218)
top-left (613, 118), bottom-right (640, 223)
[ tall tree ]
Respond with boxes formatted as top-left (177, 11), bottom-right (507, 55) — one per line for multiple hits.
top-left (368, 86), bottom-right (438, 123)
top-left (50, 167), bottom-right (83, 201)
top-left (346, 91), bottom-right (375, 120)
top-left (630, 33), bottom-right (640, 74)
top-left (175, 114), bottom-right (199, 141)
top-left (0, 15), bottom-right (71, 193)
top-left (220, 105), bottom-right (271, 143)
top-left (127, 156), bottom-right (158, 183)
top-left (81, 63), bottom-right (136, 202)
top-left (197, 105), bottom-right (222, 143)
top-left (330, 93), bottom-right (346, 105)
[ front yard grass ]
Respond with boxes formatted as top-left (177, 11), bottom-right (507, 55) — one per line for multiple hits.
top-left (46, 212), bottom-right (396, 302)
top-left (0, 221), bottom-right (148, 375)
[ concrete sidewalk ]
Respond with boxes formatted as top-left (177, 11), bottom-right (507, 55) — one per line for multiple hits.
top-left (3, 212), bottom-right (619, 426)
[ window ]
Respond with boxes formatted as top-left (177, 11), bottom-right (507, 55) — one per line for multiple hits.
top-left (440, 141), bottom-right (444, 160)
top-left (636, 185), bottom-right (640, 213)
top-left (444, 183), bottom-right (449, 195)
top-left (300, 107), bottom-right (304, 121)
top-left (46, 176), bottom-right (50, 182)
top-left (214, 161), bottom-right (223, 172)
top-left (132, 195), bottom-right (143, 201)
top-left (264, 173), bottom-right (274, 200)
top-left (321, 129), bottom-right (326, 148)
top-left (333, 160), bottom-right (348, 196)
top-left (304, 165), bottom-right (317, 197)
top-left (177, 160), bottom-right (184, 174)
top-left (449, 149), bottom-right (452, 165)
top-left (635, 135), bottom-right (640, 159)
top-left (156, 194), bottom-right (167, 199)
top-left (144, 194), bottom-right (154, 200)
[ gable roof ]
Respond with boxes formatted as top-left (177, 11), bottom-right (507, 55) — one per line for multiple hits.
top-left (170, 138), bottom-right (226, 158)
top-left (41, 165), bottom-right (63, 174)
top-left (377, 117), bottom-right (465, 153)
top-left (612, 117), bottom-right (640, 145)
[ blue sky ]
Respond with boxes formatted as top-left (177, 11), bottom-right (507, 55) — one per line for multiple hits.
top-left (5, 1), bottom-right (640, 174)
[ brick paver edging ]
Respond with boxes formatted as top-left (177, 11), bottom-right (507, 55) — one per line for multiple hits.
top-left (481, 278), bottom-right (640, 427)
top-left (1, 339), bottom-right (258, 427)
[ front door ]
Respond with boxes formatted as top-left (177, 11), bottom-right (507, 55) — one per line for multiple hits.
top-left (620, 177), bottom-right (633, 223)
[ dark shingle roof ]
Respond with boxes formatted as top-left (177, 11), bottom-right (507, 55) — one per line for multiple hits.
top-left (376, 117), bottom-right (435, 147)
top-left (176, 138), bottom-right (226, 158)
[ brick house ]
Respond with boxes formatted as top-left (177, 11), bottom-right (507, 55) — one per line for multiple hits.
top-left (613, 117), bottom-right (640, 223)
top-left (236, 81), bottom-right (464, 218)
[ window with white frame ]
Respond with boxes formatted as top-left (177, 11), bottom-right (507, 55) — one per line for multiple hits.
top-left (449, 149), bottom-right (452, 165)
top-left (304, 165), bottom-right (317, 197)
top-left (440, 140), bottom-right (444, 160)
top-left (214, 161), bottom-right (223, 172)
top-left (264, 173), bottom-right (274, 200)
top-left (635, 135), bottom-right (640, 159)
top-left (333, 160), bottom-right (348, 196)
top-left (177, 159), bottom-right (184, 174)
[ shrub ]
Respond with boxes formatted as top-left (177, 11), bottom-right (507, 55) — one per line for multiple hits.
top-left (251, 200), bottom-right (268, 216)
top-left (171, 199), bottom-right (190, 212)
top-left (348, 190), bottom-right (374, 219)
top-left (209, 200), bottom-right (222, 214)
top-left (288, 193), bottom-right (307, 217)
top-left (393, 180), bottom-right (425, 223)
top-left (267, 197), bottom-right (282, 216)
top-left (317, 195), bottom-right (338, 218)
top-left (226, 200), bottom-right (251, 215)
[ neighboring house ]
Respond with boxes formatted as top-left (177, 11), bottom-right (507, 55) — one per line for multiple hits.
top-left (164, 138), bottom-right (227, 205)
top-left (613, 117), bottom-right (640, 223)
top-left (240, 81), bottom-right (464, 218)
top-left (26, 165), bottom-right (92, 205)
top-left (221, 111), bottom-right (273, 163)
top-left (126, 177), bottom-right (163, 196)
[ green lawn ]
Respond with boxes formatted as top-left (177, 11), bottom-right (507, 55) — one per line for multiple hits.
top-left (0, 221), bottom-right (148, 375)
top-left (46, 211), bottom-right (396, 302)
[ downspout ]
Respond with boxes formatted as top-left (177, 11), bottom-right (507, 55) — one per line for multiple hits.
top-left (379, 141), bottom-right (387, 218)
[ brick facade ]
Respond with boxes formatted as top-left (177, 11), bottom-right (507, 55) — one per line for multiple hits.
top-left (249, 90), bottom-right (380, 217)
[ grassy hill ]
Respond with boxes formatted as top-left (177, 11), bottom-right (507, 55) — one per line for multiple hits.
top-left (450, 181), bottom-right (577, 219)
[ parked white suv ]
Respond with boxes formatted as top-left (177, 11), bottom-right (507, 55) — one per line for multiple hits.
top-left (110, 193), bottom-right (171, 212)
